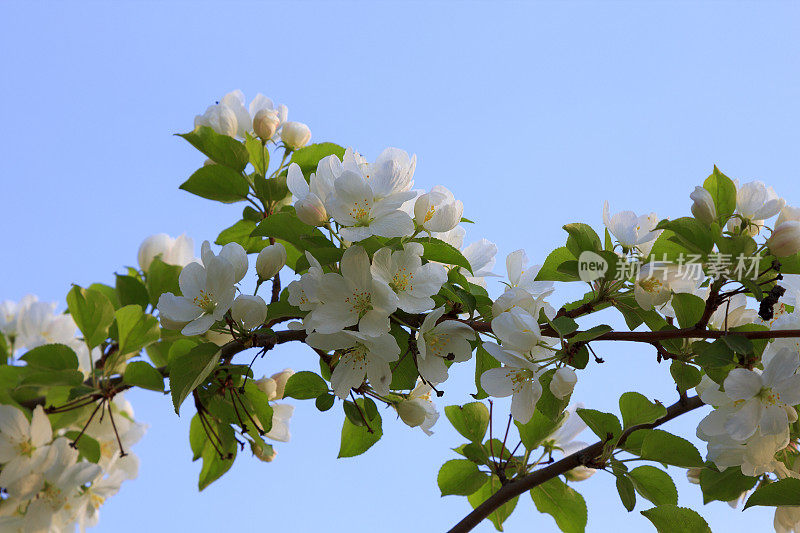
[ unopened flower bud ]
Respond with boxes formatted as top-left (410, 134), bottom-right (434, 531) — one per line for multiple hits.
top-left (550, 367), bottom-right (577, 399)
top-left (251, 440), bottom-right (277, 462)
top-left (256, 243), bottom-right (287, 280)
top-left (395, 398), bottom-right (428, 428)
top-left (686, 467), bottom-right (702, 484)
top-left (564, 466), bottom-right (595, 482)
top-left (231, 295), bottom-right (268, 330)
top-left (690, 186), bottom-right (716, 224)
top-left (777, 206), bottom-right (800, 227)
top-left (269, 368), bottom-right (295, 400)
top-left (255, 377), bottom-right (278, 399)
top-left (194, 104), bottom-right (238, 137)
top-left (253, 108), bottom-right (281, 141)
top-left (295, 194), bottom-right (328, 226)
top-left (281, 121), bottom-right (311, 150)
top-left (769, 221), bottom-right (800, 257)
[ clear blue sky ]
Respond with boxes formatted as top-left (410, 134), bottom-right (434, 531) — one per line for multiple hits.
top-left (2, 1), bottom-right (798, 531)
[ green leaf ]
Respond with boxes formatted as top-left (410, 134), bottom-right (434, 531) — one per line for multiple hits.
top-left (640, 505), bottom-right (711, 533)
top-left (629, 465), bottom-right (678, 506)
top-left (515, 409), bottom-right (563, 450)
top-left (216, 219), bottom-right (268, 254)
top-left (189, 414), bottom-right (206, 461)
top-left (245, 133), bottom-right (268, 176)
top-left (198, 424), bottom-right (237, 491)
top-left (145, 257), bottom-right (182, 306)
top-left (115, 305), bottom-right (160, 356)
top-left (315, 393), bottom-right (335, 412)
top-left (536, 247), bottom-right (578, 282)
top-left (289, 142), bottom-right (346, 177)
top-left (242, 380), bottom-right (274, 434)
top-left (66, 285), bottom-right (115, 349)
top-left (670, 293), bottom-right (706, 329)
top-left (115, 274), bottom-right (150, 309)
top-left (551, 316), bottom-right (578, 337)
top-left (654, 217), bottom-right (713, 255)
top-left (619, 392), bottom-right (666, 429)
top-left (468, 477), bottom-right (518, 532)
top-left (640, 430), bottom-right (703, 467)
top-left (646, 230), bottom-right (692, 263)
top-left (537, 369), bottom-right (570, 420)
top-left (474, 343), bottom-right (500, 400)
top-left (669, 362), bottom-right (701, 394)
top-left (704, 166), bottom-right (737, 225)
top-left (577, 408), bottom-right (621, 440)
top-left (413, 238), bottom-right (473, 274)
top-left (169, 343), bottom-right (221, 414)
top-left (123, 361), bottom-right (164, 392)
top-left (20, 369), bottom-right (83, 387)
top-left (744, 478), bottom-right (800, 509)
top-left (338, 398), bottom-right (383, 458)
top-left (177, 126), bottom-right (249, 171)
top-left (616, 475), bottom-right (636, 511)
top-left (721, 334), bottom-right (753, 355)
top-left (444, 402), bottom-right (490, 443)
top-left (251, 211), bottom-right (332, 251)
top-left (693, 339), bottom-right (735, 369)
top-left (564, 223), bottom-right (602, 258)
top-left (699, 466), bottom-right (758, 504)
top-left (20, 344), bottom-right (78, 370)
top-left (530, 477), bottom-right (588, 533)
top-left (63, 431), bottom-right (101, 463)
top-left (569, 324), bottom-right (612, 344)
top-left (437, 459), bottom-right (488, 496)
top-left (283, 371), bottom-right (328, 400)
top-left (179, 164), bottom-right (250, 203)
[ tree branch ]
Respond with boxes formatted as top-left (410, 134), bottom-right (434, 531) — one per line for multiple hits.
top-left (447, 395), bottom-right (704, 533)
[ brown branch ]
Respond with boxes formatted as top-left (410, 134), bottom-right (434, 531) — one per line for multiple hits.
top-left (447, 395), bottom-right (704, 533)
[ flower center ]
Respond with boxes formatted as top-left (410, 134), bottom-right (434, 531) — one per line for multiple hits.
top-left (759, 387), bottom-right (781, 405)
top-left (192, 289), bottom-right (216, 314)
top-left (345, 290), bottom-right (373, 318)
top-left (423, 205), bottom-right (436, 223)
top-left (639, 277), bottom-right (663, 293)
top-left (507, 368), bottom-right (534, 392)
top-left (390, 267), bottom-right (413, 292)
top-left (349, 198), bottom-right (372, 225)
top-left (16, 440), bottom-right (34, 457)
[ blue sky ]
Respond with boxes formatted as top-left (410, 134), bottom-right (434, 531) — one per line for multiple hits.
top-left (2, 1), bottom-right (799, 531)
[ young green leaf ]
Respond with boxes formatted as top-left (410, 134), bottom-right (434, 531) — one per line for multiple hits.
top-left (530, 477), bottom-right (588, 533)
top-left (437, 459), bottom-right (488, 496)
top-left (444, 402), bottom-right (490, 443)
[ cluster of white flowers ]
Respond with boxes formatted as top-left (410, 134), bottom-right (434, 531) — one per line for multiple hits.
top-left (195, 90), bottom-right (310, 150)
top-left (0, 296), bottom-right (146, 531)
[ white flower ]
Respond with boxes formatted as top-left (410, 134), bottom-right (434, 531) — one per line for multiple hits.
top-left (157, 254), bottom-right (236, 336)
top-left (256, 243), bottom-right (287, 281)
top-left (777, 205), bottom-right (800, 227)
top-left (231, 295), bottom-right (268, 330)
top-left (328, 169), bottom-right (415, 242)
top-left (0, 406), bottom-right (53, 489)
top-left (433, 225), bottom-right (466, 249)
top-left (492, 287), bottom-right (555, 322)
top-left (505, 250), bottom-right (554, 297)
top-left (307, 330), bottom-right (400, 398)
top-left (16, 301), bottom-right (76, 350)
top-left (709, 293), bottom-right (758, 330)
top-left (491, 307), bottom-right (547, 356)
top-left (370, 243), bottom-right (447, 313)
top-left (265, 404), bottom-right (295, 442)
top-left (342, 147), bottom-right (416, 201)
top-left (137, 233), bottom-right (194, 271)
top-left (310, 246), bottom-right (399, 335)
top-left (256, 368), bottom-right (295, 401)
top-left (479, 342), bottom-right (543, 424)
top-left (461, 238), bottom-right (499, 286)
top-left (603, 201), bottom-right (660, 254)
top-left (414, 186), bottom-right (463, 233)
top-left (281, 121), bottom-right (311, 150)
top-left (287, 158), bottom-right (341, 226)
top-left (195, 90), bottom-right (287, 140)
top-left (736, 180), bottom-right (785, 221)
top-left (0, 295), bottom-right (36, 348)
top-left (249, 93), bottom-right (288, 141)
top-left (633, 262), bottom-right (673, 310)
top-left (415, 306), bottom-right (476, 385)
top-left (550, 367), bottom-right (577, 398)
top-left (775, 505), bottom-right (800, 533)
top-left (723, 349), bottom-right (800, 440)
top-left (194, 102), bottom-right (238, 137)
top-left (395, 381), bottom-right (439, 435)
top-left (769, 221), bottom-right (800, 258)
top-left (544, 404), bottom-right (596, 481)
top-left (287, 252), bottom-right (324, 312)
top-left (690, 186), bottom-right (717, 224)
top-left (201, 240), bottom-right (248, 283)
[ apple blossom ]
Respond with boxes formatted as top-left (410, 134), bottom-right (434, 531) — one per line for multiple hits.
top-left (256, 242), bottom-right (287, 281)
top-left (690, 186), bottom-right (717, 224)
top-left (281, 121), bottom-right (311, 149)
top-left (306, 330), bottom-right (400, 398)
top-left (480, 342), bottom-right (544, 424)
top-left (395, 381), bottom-right (439, 435)
top-left (370, 243), bottom-right (447, 313)
top-left (231, 295), bottom-right (268, 330)
top-left (603, 201), bottom-right (660, 254)
top-left (550, 367), bottom-right (577, 398)
top-left (137, 233), bottom-right (194, 271)
top-left (415, 306), bottom-right (476, 385)
top-left (414, 185), bottom-right (463, 233)
top-left (201, 240), bottom-right (248, 283)
top-left (769, 221), bottom-right (800, 257)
